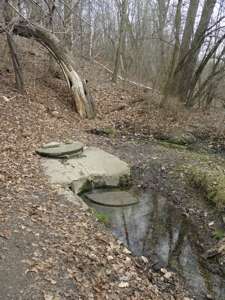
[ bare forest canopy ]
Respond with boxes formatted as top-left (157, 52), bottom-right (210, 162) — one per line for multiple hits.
top-left (1, 0), bottom-right (225, 114)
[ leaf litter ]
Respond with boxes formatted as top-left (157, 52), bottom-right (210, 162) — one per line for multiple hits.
top-left (0, 50), bottom-right (196, 300)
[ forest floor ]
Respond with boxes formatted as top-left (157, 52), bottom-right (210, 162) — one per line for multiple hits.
top-left (1, 42), bottom-right (225, 300)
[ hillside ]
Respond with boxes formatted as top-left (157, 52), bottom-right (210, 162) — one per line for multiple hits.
top-left (1, 39), bottom-right (225, 300)
top-left (0, 43), bottom-right (192, 300)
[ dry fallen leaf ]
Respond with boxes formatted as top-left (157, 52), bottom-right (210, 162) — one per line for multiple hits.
top-left (0, 50), bottom-right (192, 300)
top-left (122, 247), bottom-right (131, 255)
top-left (118, 282), bottom-right (129, 288)
top-left (44, 293), bottom-right (60, 300)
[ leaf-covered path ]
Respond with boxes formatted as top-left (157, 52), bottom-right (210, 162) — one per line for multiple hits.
top-left (0, 66), bottom-right (189, 300)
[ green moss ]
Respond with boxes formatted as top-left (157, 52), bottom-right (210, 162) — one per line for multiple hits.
top-left (119, 174), bottom-right (131, 188)
top-left (78, 180), bottom-right (93, 195)
top-left (96, 127), bottom-right (117, 137)
top-left (186, 151), bottom-right (210, 162)
top-left (156, 130), bottom-right (197, 147)
top-left (158, 141), bottom-right (188, 151)
top-left (198, 260), bottom-right (213, 295)
top-left (94, 211), bottom-right (109, 225)
top-left (187, 165), bottom-right (225, 209)
top-left (213, 228), bottom-right (225, 240)
top-left (103, 127), bottom-right (116, 136)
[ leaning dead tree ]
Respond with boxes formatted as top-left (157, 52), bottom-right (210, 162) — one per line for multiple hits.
top-left (3, 0), bottom-right (24, 92)
top-left (13, 20), bottom-right (95, 118)
top-left (0, 0), bottom-right (95, 119)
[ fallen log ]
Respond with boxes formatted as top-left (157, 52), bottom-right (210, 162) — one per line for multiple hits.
top-left (93, 59), bottom-right (158, 93)
top-left (12, 20), bottom-right (95, 119)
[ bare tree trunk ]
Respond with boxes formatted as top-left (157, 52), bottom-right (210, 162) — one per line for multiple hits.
top-left (47, 0), bottom-right (56, 72)
top-left (79, 0), bottom-right (84, 55)
top-left (13, 20), bottom-right (95, 119)
top-left (186, 32), bottom-right (225, 106)
top-left (89, 24), bottom-right (94, 59)
top-left (161, 0), bottom-right (182, 107)
top-left (156, 0), bottom-right (170, 81)
top-left (177, 0), bottom-right (216, 102)
top-left (4, 0), bottom-right (24, 92)
top-left (17, 0), bottom-right (23, 14)
top-left (166, 0), bottom-right (216, 105)
top-left (179, 0), bottom-right (199, 64)
top-left (112, 0), bottom-right (128, 83)
top-left (64, 0), bottom-right (78, 51)
top-left (167, 0), bottom-right (182, 80)
top-left (6, 32), bottom-right (24, 91)
top-left (88, 0), bottom-right (94, 60)
top-left (172, 0), bottom-right (199, 95)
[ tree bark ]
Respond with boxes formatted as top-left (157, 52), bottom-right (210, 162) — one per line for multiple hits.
top-left (4, 0), bottom-right (24, 92)
top-left (166, 0), bottom-right (216, 105)
top-left (12, 20), bottom-right (95, 119)
top-left (179, 0), bottom-right (199, 63)
top-left (156, 0), bottom-right (171, 81)
top-left (6, 32), bottom-right (24, 91)
top-left (112, 0), bottom-right (128, 83)
top-left (172, 0), bottom-right (199, 95)
top-left (177, 0), bottom-right (216, 102)
top-left (161, 0), bottom-right (182, 106)
top-left (88, 0), bottom-right (94, 60)
top-left (63, 0), bottom-right (80, 51)
top-left (186, 33), bottom-right (225, 106)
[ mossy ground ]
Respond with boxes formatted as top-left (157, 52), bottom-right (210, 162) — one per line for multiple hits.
top-left (157, 135), bottom-right (225, 211)
top-left (176, 149), bottom-right (225, 210)
top-left (94, 211), bottom-right (109, 225)
top-left (158, 140), bottom-right (188, 151)
top-left (186, 165), bottom-right (225, 209)
top-left (213, 228), bottom-right (225, 240)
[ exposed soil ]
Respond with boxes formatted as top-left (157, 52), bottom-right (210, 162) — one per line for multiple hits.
top-left (1, 41), bottom-right (225, 299)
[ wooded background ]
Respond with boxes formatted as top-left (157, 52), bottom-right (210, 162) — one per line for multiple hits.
top-left (1, 0), bottom-right (225, 114)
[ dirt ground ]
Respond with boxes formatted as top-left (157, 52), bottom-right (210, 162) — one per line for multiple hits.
top-left (1, 42), bottom-right (225, 299)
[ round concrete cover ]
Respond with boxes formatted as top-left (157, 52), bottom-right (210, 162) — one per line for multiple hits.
top-left (85, 190), bottom-right (138, 207)
top-left (36, 142), bottom-right (84, 158)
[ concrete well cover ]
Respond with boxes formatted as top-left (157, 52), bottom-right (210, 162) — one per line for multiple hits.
top-left (36, 142), bottom-right (84, 158)
top-left (85, 190), bottom-right (139, 207)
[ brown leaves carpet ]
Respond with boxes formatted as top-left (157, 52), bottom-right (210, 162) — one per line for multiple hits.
top-left (0, 55), bottom-right (192, 300)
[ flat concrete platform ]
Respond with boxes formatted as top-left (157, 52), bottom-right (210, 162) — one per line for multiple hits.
top-left (41, 147), bottom-right (130, 194)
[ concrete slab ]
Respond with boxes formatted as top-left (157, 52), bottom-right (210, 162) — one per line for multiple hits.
top-left (57, 187), bottom-right (89, 210)
top-left (41, 147), bottom-right (130, 194)
top-left (84, 190), bottom-right (139, 207)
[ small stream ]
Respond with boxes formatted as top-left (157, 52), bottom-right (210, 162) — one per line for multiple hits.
top-left (83, 190), bottom-right (225, 300)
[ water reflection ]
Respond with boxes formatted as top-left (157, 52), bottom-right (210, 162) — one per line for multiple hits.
top-left (84, 191), bottom-right (225, 300)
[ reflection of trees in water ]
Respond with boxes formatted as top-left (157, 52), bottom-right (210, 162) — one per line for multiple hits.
top-left (142, 194), bottom-right (180, 263)
top-left (93, 191), bottom-right (224, 299)
top-left (142, 193), bottom-right (159, 254)
top-left (140, 193), bottom-right (201, 276)
top-left (167, 216), bottom-right (188, 273)
top-left (142, 194), bottom-right (219, 298)
top-left (122, 209), bottom-right (130, 248)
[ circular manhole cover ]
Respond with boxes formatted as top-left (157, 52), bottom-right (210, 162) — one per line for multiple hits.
top-left (84, 190), bottom-right (139, 207)
top-left (36, 142), bottom-right (84, 158)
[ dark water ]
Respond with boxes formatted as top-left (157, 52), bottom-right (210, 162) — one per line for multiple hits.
top-left (83, 190), bottom-right (225, 300)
